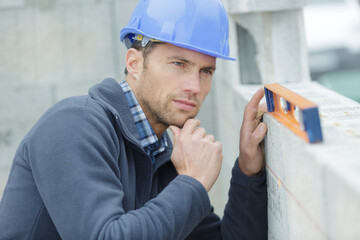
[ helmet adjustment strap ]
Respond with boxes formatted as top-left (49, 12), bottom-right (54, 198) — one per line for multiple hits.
top-left (125, 34), bottom-right (162, 49)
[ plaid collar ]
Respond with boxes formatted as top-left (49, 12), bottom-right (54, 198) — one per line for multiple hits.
top-left (120, 81), bottom-right (168, 163)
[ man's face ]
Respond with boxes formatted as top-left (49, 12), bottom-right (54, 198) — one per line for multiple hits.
top-left (131, 43), bottom-right (216, 129)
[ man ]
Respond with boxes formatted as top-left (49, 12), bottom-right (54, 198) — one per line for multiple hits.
top-left (0, 0), bottom-right (268, 239)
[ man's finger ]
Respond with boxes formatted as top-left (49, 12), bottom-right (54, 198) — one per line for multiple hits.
top-left (259, 102), bottom-right (268, 113)
top-left (249, 88), bottom-right (265, 108)
top-left (193, 127), bottom-right (206, 138)
top-left (182, 119), bottom-right (201, 135)
top-left (169, 125), bottom-right (180, 143)
top-left (250, 122), bottom-right (267, 146)
top-left (255, 103), bottom-right (268, 122)
top-left (244, 88), bottom-right (265, 122)
top-left (205, 134), bottom-right (215, 142)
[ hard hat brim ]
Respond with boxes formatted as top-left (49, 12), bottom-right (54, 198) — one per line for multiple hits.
top-left (120, 28), bottom-right (236, 61)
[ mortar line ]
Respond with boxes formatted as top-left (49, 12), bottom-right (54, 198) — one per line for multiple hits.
top-left (266, 164), bottom-right (331, 240)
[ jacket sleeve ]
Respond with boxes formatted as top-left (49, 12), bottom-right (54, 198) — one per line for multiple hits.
top-left (25, 105), bottom-right (211, 240)
top-left (186, 159), bottom-right (267, 240)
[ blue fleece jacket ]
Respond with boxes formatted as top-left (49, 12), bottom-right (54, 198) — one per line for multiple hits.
top-left (0, 78), bottom-right (267, 239)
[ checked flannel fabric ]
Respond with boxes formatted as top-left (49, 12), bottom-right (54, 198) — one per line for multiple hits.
top-left (120, 81), bottom-right (168, 163)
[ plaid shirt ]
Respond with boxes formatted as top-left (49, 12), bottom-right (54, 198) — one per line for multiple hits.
top-left (120, 81), bottom-right (168, 163)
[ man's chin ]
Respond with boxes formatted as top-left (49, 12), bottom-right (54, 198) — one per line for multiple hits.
top-left (171, 115), bottom-right (198, 128)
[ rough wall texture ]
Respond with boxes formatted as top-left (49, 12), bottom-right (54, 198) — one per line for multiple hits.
top-left (213, 75), bottom-right (360, 239)
top-left (264, 82), bottom-right (360, 240)
top-left (0, 0), bottom-right (133, 198)
top-left (217, 0), bottom-right (360, 239)
top-left (231, 10), bottom-right (310, 84)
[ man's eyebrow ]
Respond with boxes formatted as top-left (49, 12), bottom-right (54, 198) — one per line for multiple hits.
top-left (167, 56), bottom-right (193, 65)
top-left (202, 66), bottom-right (217, 72)
top-left (167, 56), bottom-right (216, 70)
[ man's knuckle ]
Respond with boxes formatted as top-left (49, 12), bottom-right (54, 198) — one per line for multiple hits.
top-left (193, 119), bottom-right (201, 125)
top-left (215, 141), bottom-right (222, 150)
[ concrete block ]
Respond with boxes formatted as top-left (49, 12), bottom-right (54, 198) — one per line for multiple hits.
top-left (262, 82), bottom-right (360, 239)
top-left (223, 0), bottom-right (306, 14)
top-left (31, 7), bottom-right (65, 84)
top-left (0, 10), bottom-right (23, 83)
top-left (231, 10), bottom-right (310, 84)
top-left (0, 83), bottom-right (53, 123)
top-left (61, 3), bottom-right (115, 83)
top-left (271, 10), bottom-right (310, 83)
top-left (0, 1), bottom-right (122, 85)
top-left (53, 80), bottom-right (97, 102)
top-left (230, 13), bottom-right (266, 84)
top-left (0, 9), bottom-right (39, 84)
top-left (26, 3), bottom-right (115, 84)
top-left (114, 0), bottom-right (139, 81)
top-left (0, 7), bottom-right (64, 85)
top-left (212, 76), bottom-right (360, 239)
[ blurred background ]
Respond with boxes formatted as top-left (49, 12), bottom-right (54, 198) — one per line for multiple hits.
top-left (0, 0), bottom-right (360, 209)
top-left (304, 0), bottom-right (360, 102)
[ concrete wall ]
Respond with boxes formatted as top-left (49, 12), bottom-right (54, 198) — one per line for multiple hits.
top-left (215, 0), bottom-right (360, 239)
top-left (0, 0), bottom-right (134, 197)
top-left (214, 77), bottom-right (360, 239)
top-left (264, 82), bottom-right (360, 240)
top-left (209, 0), bottom-right (311, 216)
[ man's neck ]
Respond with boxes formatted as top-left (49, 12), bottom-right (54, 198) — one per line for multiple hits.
top-left (145, 115), bottom-right (168, 139)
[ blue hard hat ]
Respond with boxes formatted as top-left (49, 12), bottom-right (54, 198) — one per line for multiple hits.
top-left (120, 0), bottom-right (236, 61)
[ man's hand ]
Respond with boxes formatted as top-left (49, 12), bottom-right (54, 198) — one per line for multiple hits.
top-left (239, 88), bottom-right (268, 176)
top-left (169, 119), bottom-right (223, 192)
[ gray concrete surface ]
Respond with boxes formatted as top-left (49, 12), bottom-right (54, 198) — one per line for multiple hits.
top-left (217, 1), bottom-right (360, 238)
top-left (231, 82), bottom-right (360, 240)
top-left (0, 0), bottom-right (135, 198)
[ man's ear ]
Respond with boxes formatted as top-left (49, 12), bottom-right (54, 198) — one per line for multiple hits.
top-left (125, 48), bottom-right (143, 80)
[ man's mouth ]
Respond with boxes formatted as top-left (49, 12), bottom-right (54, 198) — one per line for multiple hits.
top-left (173, 99), bottom-right (197, 111)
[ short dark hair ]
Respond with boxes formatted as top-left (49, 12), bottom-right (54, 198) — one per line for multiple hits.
top-left (124, 40), bottom-right (162, 75)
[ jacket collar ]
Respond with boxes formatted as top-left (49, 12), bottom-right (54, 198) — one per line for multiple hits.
top-left (88, 78), bottom-right (174, 171)
top-left (89, 78), bottom-right (140, 145)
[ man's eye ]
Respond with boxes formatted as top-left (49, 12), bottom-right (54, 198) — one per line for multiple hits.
top-left (173, 62), bottom-right (184, 67)
top-left (201, 69), bottom-right (213, 75)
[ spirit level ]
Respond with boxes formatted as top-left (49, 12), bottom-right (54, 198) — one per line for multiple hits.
top-left (264, 83), bottom-right (323, 143)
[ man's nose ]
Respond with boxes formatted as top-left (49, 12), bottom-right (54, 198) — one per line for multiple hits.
top-left (183, 72), bottom-right (201, 94)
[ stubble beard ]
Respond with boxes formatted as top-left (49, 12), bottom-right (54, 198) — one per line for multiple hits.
top-left (142, 94), bottom-right (200, 128)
